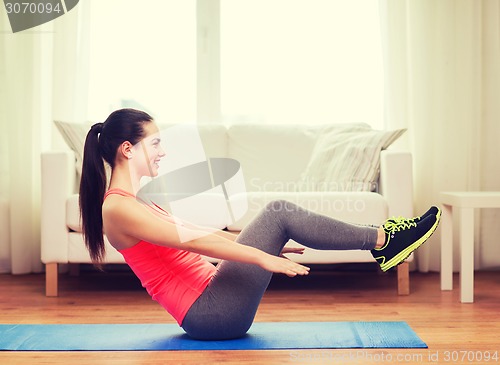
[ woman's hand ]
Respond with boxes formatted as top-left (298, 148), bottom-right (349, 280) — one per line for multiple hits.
top-left (258, 254), bottom-right (310, 277)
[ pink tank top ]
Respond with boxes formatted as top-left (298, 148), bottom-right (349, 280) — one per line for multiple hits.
top-left (104, 188), bottom-right (216, 325)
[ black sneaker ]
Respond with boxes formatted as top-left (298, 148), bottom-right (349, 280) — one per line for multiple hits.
top-left (383, 206), bottom-right (441, 234)
top-left (372, 214), bottom-right (440, 271)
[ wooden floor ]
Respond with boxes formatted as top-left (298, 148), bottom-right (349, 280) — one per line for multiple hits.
top-left (0, 267), bottom-right (499, 364)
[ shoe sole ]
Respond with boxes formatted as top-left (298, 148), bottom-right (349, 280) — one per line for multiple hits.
top-left (434, 206), bottom-right (442, 221)
top-left (380, 214), bottom-right (441, 272)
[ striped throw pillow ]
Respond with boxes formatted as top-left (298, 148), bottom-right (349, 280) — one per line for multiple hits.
top-left (299, 127), bottom-right (406, 192)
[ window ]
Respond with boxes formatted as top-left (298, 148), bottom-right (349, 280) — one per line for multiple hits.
top-left (87, 0), bottom-right (197, 124)
top-left (87, 0), bottom-right (384, 128)
top-left (220, 0), bottom-right (384, 127)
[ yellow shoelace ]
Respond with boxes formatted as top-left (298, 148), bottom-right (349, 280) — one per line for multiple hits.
top-left (383, 218), bottom-right (417, 232)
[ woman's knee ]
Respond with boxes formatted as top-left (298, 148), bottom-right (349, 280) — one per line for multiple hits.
top-left (264, 199), bottom-right (297, 213)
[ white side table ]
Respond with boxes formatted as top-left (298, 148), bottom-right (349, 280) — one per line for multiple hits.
top-left (440, 191), bottom-right (500, 303)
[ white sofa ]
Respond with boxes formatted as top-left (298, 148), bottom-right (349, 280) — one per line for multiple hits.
top-left (41, 123), bottom-right (414, 297)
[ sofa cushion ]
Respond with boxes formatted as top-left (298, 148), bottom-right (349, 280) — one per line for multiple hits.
top-left (194, 124), bottom-right (228, 160)
top-left (226, 191), bottom-right (394, 264)
top-left (299, 127), bottom-right (406, 192)
top-left (68, 232), bottom-right (125, 264)
top-left (227, 191), bottom-right (388, 231)
top-left (227, 123), bottom-right (370, 193)
top-left (54, 121), bottom-right (91, 178)
top-left (227, 124), bottom-right (315, 192)
top-left (155, 123), bottom-right (228, 172)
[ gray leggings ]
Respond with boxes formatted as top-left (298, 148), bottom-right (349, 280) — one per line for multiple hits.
top-left (181, 200), bottom-right (378, 340)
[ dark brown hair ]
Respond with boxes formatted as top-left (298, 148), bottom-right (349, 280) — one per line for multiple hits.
top-left (79, 108), bottom-right (153, 265)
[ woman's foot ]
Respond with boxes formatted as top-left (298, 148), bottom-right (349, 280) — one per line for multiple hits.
top-left (372, 213), bottom-right (440, 272)
top-left (383, 206), bottom-right (441, 234)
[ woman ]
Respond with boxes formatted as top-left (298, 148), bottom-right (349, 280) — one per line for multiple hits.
top-left (80, 108), bottom-right (440, 340)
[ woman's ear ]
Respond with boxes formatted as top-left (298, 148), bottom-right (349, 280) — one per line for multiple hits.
top-left (119, 141), bottom-right (134, 160)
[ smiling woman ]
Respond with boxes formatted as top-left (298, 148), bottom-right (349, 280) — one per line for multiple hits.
top-left (77, 107), bottom-right (439, 341)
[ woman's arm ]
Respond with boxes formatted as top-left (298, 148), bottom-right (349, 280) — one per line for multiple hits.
top-left (181, 220), bottom-right (238, 242)
top-left (105, 198), bottom-right (310, 277)
top-left (215, 230), bottom-right (238, 241)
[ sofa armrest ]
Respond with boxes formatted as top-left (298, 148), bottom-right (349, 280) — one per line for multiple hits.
top-left (379, 150), bottom-right (413, 218)
top-left (41, 151), bottom-right (76, 263)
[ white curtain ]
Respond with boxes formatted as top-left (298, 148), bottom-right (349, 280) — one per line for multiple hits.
top-left (379, 0), bottom-right (500, 272)
top-left (0, 3), bottom-right (90, 274)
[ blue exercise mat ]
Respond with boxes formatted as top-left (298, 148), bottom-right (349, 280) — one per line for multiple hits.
top-left (0, 322), bottom-right (427, 351)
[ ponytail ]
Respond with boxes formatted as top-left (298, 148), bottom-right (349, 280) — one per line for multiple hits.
top-left (78, 109), bottom-right (153, 267)
top-left (79, 122), bottom-right (107, 266)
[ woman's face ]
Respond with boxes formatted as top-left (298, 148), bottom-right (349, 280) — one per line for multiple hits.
top-left (131, 122), bottom-right (166, 177)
